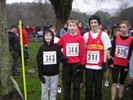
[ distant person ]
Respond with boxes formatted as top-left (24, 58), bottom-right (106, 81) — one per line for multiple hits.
top-left (58, 18), bottom-right (86, 100)
top-left (99, 24), bottom-right (103, 31)
top-left (129, 44), bottom-right (133, 99)
top-left (50, 26), bottom-right (62, 93)
top-left (129, 27), bottom-right (133, 36)
top-left (36, 29), bottom-right (67, 100)
top-left (126, 26), bottom-right (133, 92)
top-left (107, 26), bottom-right (111, 35)
top-left (8, 25), bottom-right (20, 75)
top-left (50, 26), bottom-right (59, 43)
top-left (78, 21), bottom-right (87, 36)
top-left (59, 23), bottom-right (68, 37)
top-left (111, 23), bottom-right (120, 39)
top-left (18, 24), bottom-right (29, 65)
top-left (104, 28), bottom-right (121, 87)
top-left (35, 26), bottom-right (43, 38)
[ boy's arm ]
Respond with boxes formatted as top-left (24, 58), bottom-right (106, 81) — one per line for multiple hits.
top-left (23, 29), bottom-right (29, 47)
top-left (57, 45), bottom-right (63, 59)
top-left (57, 37), bottom-right (63, 48)
top-left (110, 36), bottom-right (116, 58)
top-left (79, 37), bottom-right (86, 65)
top-left (57, 45), bottom-right (68, 63)
top-left (104, 50), bottom-right (108, 62)
top-left (36, 45), bottom-right (43, 67)
top-left (8, 34), bottom-right (14, 52)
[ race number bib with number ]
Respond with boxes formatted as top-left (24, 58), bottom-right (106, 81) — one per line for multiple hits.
top-left (43, 51), bottom-right (57, 65)
top-left (115, 45), bottom-right (129, 58)
top-left (86, 51), bottom-right (100, 64)
top-left (66, 43), bottom-right (79, 56)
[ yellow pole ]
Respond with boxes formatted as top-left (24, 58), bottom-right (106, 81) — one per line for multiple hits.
top-left (19, 20), bottom-right (27, 100)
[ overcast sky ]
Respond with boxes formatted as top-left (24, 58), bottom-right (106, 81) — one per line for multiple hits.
top-left (6, 0), bottom-right (133, 14)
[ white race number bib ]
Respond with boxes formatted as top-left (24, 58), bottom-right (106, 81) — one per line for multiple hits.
top-left (86, 51), bottom-right (100, 64)
top-left (66, 43), bottom-right (79, 56)
top-left (43, 51), bottom-right (57, 65)
top-left (115, 45), bottom-right (129, 58)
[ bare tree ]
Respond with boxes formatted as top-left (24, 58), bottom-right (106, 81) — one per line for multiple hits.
top-left (49, 0), bottom-right (73, 31)
top-left (35, 0), bottom-right (73, 31)
top-left (116, 2), bottom-right (129, 21)
top-left (32, 1), bottom-right (55, 27)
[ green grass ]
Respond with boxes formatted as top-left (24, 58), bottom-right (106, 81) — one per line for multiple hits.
top-left (13, 41), bottom-right (132, 100)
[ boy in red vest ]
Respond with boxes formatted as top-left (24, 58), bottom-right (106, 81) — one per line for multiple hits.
top-left (83, 15), bottom-right (111, 100)
top-left (58, 18), bottom-right (86, 100)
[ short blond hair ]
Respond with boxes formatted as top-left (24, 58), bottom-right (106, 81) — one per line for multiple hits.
top-left (67, 18), bottom-right (78, 26)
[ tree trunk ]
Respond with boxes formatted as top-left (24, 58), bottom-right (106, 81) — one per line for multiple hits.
top-left (49, 0), bottom-right (73, 32)
top-left (0, 0), bottom-right (13, 97)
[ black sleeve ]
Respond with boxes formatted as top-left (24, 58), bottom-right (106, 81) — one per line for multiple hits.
top-left (36, 45), bottom-right (44, 67)
top-left (56, 45), bottom-right (63, 60)
top-left (8, 33), bottom-right (14, 52)
top-left (110, 36), bottom-right (116, 58)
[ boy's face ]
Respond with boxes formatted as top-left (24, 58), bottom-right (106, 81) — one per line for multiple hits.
top-left (120, 23), bottom-right (128, 34)
top-left (68, 22), bottom-right (77, 34)
top-left (44, 32), bottom-right (52, 43)
top-left (90, 19), bottom-right (99, 30)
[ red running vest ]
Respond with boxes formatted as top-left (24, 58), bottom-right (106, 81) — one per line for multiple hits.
top-left (114, 34), bottom-right (132, 66)
top-left (86, 31), bottom-right (104, 66)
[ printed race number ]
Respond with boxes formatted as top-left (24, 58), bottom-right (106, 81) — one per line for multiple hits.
top-left (66, 43), bottom-right (79, 56)
top-left (86, 51), bottom-right (99, 64)
top-left (43, 51), bottom-right (57, 65)
top-left (115, 45), bottom-right (129, 58)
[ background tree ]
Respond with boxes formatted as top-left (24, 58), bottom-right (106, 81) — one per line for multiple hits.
top-left (48, 0), bottom-right (73, 31)
top-left (116, 2), bottom-right (133, 26)
top-left (95, 10), bottom-right (111, 29)
top-left (0, 0), bottom-right (13, 99)
top-left (116, 2), bottom-right (129, 21)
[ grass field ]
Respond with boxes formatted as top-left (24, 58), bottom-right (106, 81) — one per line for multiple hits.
top-left (14, 40), bottom-right (132, 100)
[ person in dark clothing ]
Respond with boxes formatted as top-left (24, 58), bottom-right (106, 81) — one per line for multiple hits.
top-left (78, 21), bottom-right (87, 36)
top-left (8, 25), bottom-right (20, 75)
top-left (36, 29), bottom-right (67, 100)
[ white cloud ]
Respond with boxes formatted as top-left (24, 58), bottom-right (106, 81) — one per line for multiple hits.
top-left (72, 0), bottom-right (120, 13)
top-left (6, 0), bottom-right (34, 4)
top-left (6, 0), bottom-right (133, 14)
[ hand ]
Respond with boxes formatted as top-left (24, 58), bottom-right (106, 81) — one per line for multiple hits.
top-left (125, 68), bottom-right (129, 72)
top-left (60, 56), bottom-right (68, 63)
top-left (39, 74), bottom-right (45, 84)
top-left (24, 44), bottom-right (28, 47)
top-left (110, 64), bottom-right (114, 68)
top-left (102, 62), bottom-right (107, 72)
top-left (107, 58), bottom-right (114, 68)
